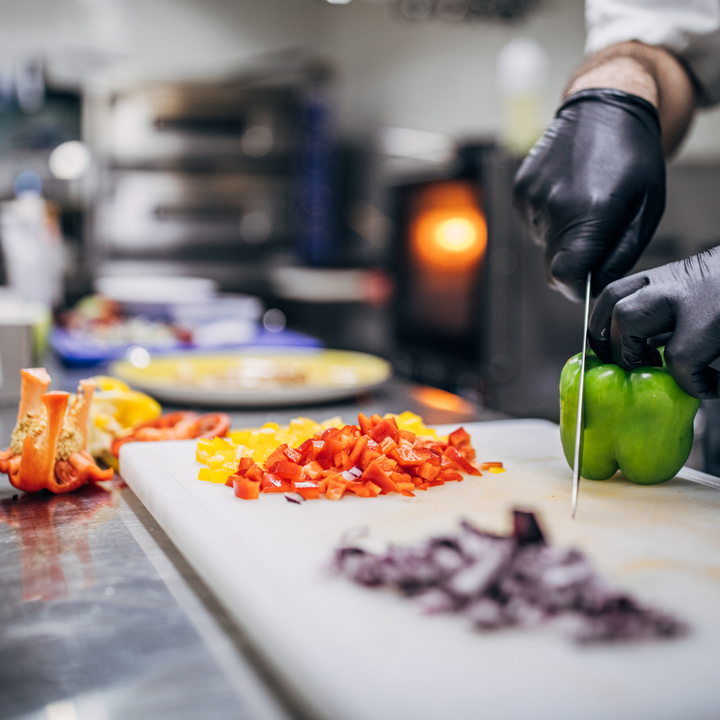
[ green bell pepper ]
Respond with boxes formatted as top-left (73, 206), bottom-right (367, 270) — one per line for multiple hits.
top-left (559, 350), bottom-right (700, 485)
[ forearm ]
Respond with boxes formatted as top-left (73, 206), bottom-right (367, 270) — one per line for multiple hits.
top-left (565, 41), bottom-right (696, 156)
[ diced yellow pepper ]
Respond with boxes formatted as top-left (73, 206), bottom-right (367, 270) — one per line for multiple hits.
top-left (212, 436), bottom-right (232, 452)
top-left (198, 467), bottom-right (212, 481)
top-left (209, 469), bottom-right (233, 484)
top-left (229, 430), bottom-right (252, 445)
top-left (208, 453), bottom-right (233, 470)
top-left (320, 416), bottom-right (343, 429)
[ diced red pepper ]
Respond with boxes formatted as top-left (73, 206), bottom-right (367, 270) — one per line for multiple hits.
top-left (349, 481), bottom-right (381, 497)
top-left (245, 463), bottom-right (265, 482)
top-left (358, 413), bottom-right (373, 435)
top-left (392, 444), bottom-right (425, 468)
top-left (266, 443), bottom-right (289, 466)
top-left (316, 437), bottom-right (343, 468)
top-left (335, 449), bottom-right (352, 470)
top-left (311, 439), bottom-right (325, 459)
top-left (444, 446), bottom-right (481, 475)
top-left (325, 475), bottom-right (347, 501)
top-left (295, 438), bottom-right (314, 465)
top-left (245, 463), bottom-right (264, 483)
top-left (417, 461), bottom-right (441, 482)
top-left (361, 459), bottom-right (398, 495)
top-left (262, 472), bottom-right (291, 493)
top-left (359, 448), bottom-right (381, 470)
top-left (347, 435), bottom-right (368, 467)
top-left (237, 456), bottom-right (254, 475)
top-left (234, 477), bottom-right (260, 500)
top-left (448, 427), bottom-right (471, 448)
top-left (302, 460), bottom-right (324, 480)
top-left (368, 417), bottom-right (399, 443)
top-left (321, 427), bottom-right (340, 440)
top-left (270, 459), bottom-right (302, 483)
top-left (283, 446), bottom-right (302, 464)
top-left (213, 411), bottom-right (489, 503)
top-left (294, 479), bottom-right (321, 500)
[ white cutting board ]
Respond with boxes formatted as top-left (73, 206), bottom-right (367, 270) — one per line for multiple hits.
top-left (120, 419), bottom-right (720, 720)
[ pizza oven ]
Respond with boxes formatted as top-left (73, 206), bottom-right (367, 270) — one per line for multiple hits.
top-left (391, 143), bottom-right (586, 420)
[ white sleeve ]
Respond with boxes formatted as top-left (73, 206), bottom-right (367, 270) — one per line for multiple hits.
top-left (585, 0), bottom-right (720, 105)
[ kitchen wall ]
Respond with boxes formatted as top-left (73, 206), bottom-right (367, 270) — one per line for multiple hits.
top-left (2, 0), bottom-right (713, 161)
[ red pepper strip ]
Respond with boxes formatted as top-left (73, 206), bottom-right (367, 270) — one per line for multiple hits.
top-left (111, 411), bottom-right (198, 455)
top-left (110, 411), bottom-right (229, 456)
top-left (51, 451), bottom-right (114, 494)
top-left (193, 413), bottom-right (231, 439)
top-left (444, 446), bottom-right (481, 476)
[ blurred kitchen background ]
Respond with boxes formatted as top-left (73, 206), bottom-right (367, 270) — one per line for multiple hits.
top-left (1, 0), bottom-right (720, 424)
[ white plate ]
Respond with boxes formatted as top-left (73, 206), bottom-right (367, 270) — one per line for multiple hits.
top-left (110, 348), bottom-right (393, 407)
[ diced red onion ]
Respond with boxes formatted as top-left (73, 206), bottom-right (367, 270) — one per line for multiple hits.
top-left (333, 511), bottom-right (687, 644)
top-left (342, 466), bottom-right (362, 481)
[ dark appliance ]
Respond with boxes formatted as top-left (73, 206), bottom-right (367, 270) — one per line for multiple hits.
top-left (391, 144), bottom-right (585, 420)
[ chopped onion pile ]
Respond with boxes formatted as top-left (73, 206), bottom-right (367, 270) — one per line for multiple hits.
top-left (334, 511), bottom-right (687, 644)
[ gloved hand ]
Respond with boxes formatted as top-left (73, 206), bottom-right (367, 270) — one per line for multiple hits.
top-left (588, 248), bottom-right (720, 399)
top-left (513, 88), bottom-right (666, 301)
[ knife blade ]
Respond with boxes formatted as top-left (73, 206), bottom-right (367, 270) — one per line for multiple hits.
top-left (571, 272), bottom-right (592, 519)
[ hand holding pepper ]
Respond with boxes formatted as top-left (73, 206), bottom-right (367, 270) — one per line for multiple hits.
top-left (588, 247), bottom-right (720, 399)
top-left (513, 89), bottom-right (666, 301)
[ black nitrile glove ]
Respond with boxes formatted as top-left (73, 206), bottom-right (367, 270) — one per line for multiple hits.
top-left (588, 247), bottom-right (720, 399)
top-left (513, 88), bottom-right (666, 301)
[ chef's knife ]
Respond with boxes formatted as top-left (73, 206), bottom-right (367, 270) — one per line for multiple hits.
top-left (571, 272), bottom-right (592, 519)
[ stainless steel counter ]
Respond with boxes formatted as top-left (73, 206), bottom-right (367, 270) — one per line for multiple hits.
top-left (0, 378), bottom-right (500, 720)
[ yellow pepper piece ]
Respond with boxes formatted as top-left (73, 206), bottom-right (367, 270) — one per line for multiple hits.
top-left (229, 430), bottom-right (252, 446)
top-left (209, 469), bottom-right (233, 484)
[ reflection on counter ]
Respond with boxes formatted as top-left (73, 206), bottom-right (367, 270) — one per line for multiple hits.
top-left (0, 481), bottom-right (121, 602)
